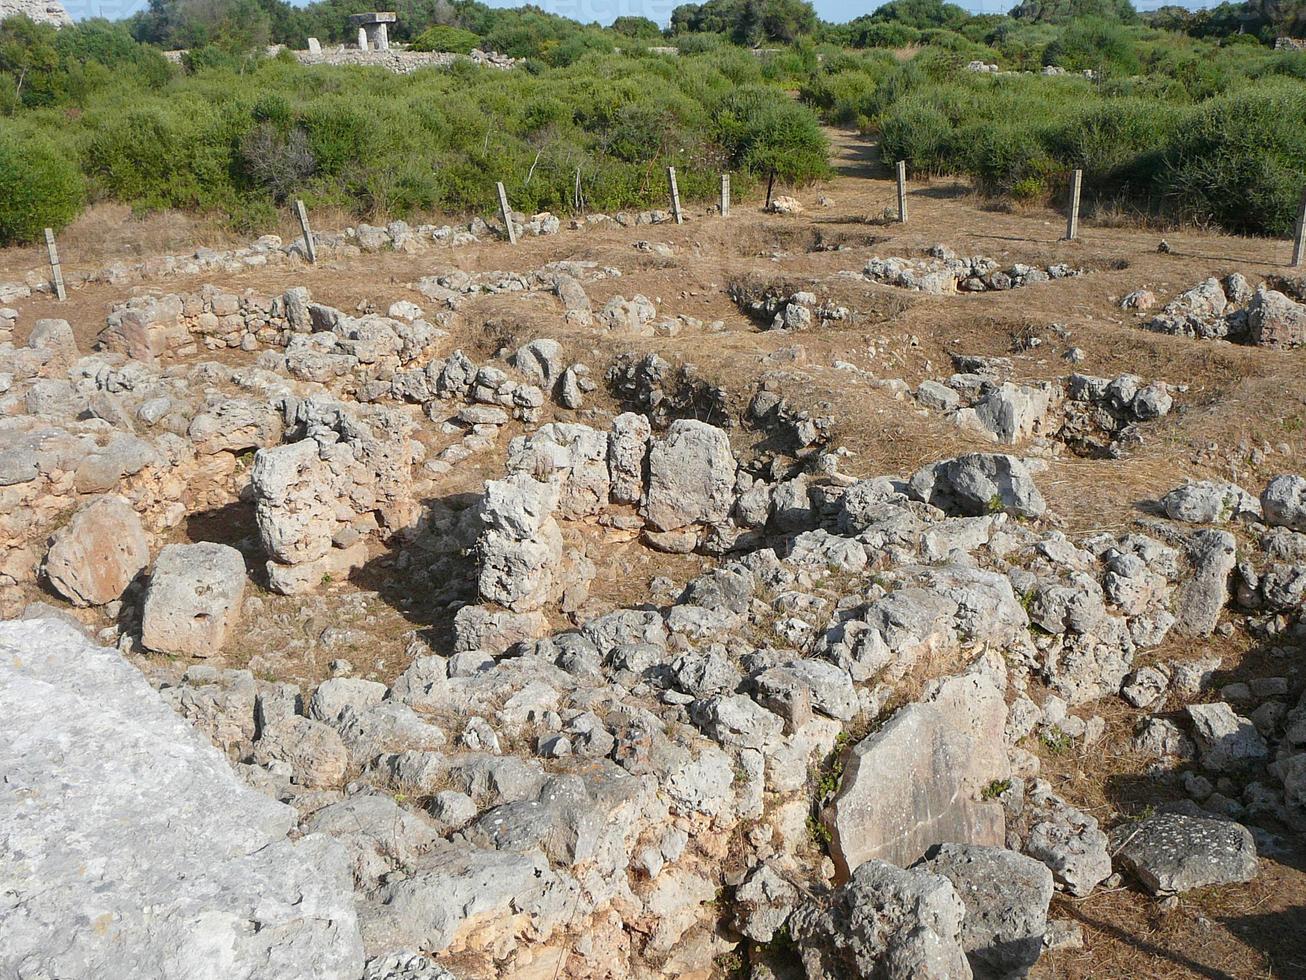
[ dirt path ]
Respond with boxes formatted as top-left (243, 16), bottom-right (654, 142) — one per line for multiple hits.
top-left (822, 124), bottom-right (890, 181)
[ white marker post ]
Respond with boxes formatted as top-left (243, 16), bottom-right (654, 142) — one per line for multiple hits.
top-left (1065, 169), bottom-right (1083, 242)
top-left (720, 173), bottom-right (730, 218)
top-left (896, 161), bottom-right (908, 224)
top-left (1292, 187), bottom-right (1306, 268)
top-left (496, 181), bottom-right (517, 245)
top-left (294, 199), bottom-right (317, 264)
top-left (44, 228), bottom-right (66, 302)
top-left (668, 167), bottom-right (683, 225)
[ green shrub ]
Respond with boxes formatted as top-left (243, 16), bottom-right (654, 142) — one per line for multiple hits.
top-left (857, 22), bottom-right (923, 48)
top-left (611, 16), bottom-right (663, 39)
top-left (713, 84), bottom-right (831, 183)
top-left (0, 129), bottom-right (84, 245)
top-left (410, 26), bottom-right (481, 54)
top-left (1043, 16), bottom-right (1140, 75)
top-left (1161, 80), bottom-right (1306, 235)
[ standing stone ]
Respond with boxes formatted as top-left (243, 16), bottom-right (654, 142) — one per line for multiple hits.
top-left (477, 474), bottom-right (564, 612)
top-left (1173, 529), bottom-right (1235, 636)
top-left (141, 542), bottom-right (247, 657)
top-left (252, 440), bottom-right (338, 565)
top-left (284, 286), bottom-right (312, 332)
top-left (608, 412), bottom-right (651, 505)
top-left (44, 495), bottom-right (148, 606)
top-left (27, 317), bottom-right (78, 370)
top-left (642, 419), bottom-right (736, 531)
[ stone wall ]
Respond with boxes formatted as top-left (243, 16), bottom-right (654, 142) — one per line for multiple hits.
top-left (293, 47), bottom-right (516, 72)
top-left (0, 0), bottom-right (70, 26)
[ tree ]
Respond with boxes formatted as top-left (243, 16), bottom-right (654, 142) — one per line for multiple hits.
top-left (1008, 0), bottom-right (1138, 24)
top-left (869, 0), bottom-right (970, 30)
top-left (611, 15), bottom-right (662, 38)
top-left (669, 0), bottom-right (817, 44)
top-left (1145, 5), bottom-right (1193, 31)
top-left (0, 130), bottom-right (84, 244)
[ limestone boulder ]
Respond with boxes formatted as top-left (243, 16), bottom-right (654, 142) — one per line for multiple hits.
top-left (253, 715), bottom-right (349, 789)
top-left (916, 844), bottom-right (1053, 979)
top-left (825, 671), bottom-right (1008, 877)
top-left (141, 542), bottom-right (247, 657)
top-left (0, 618), bottom-right (363, 979)
top-left (1161, 480), bottom-right (1260, 524)
top-left (791, 859), bottom-right (972, 980)
top-left (1111, 813), bottom-right (1257, 894)
top-left (908, 453), bottom-right (1046, 519)
top-left (1262, 474), bottom-right (1306, 532)
top-left (1247, 286), bottom-right (1306, 348)
top-left (642, 419), bottom-right (736, 532)
top-left (44, 495), bottom-right (149, 606)
top-left (1187, 701), bottom-right (1269, 772)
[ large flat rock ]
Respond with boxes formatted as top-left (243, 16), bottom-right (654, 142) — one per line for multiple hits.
top-left (0, 618), bottom-right (364, 979)
top-left (826, 671), bottom-right (1009, 878)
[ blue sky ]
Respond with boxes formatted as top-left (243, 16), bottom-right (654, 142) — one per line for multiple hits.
top-left (452, 0), bottom-right (1224, 25)
top-left (63, 0), bottom-right (1226, 26)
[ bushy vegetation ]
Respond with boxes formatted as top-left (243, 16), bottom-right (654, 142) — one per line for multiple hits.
top-left (0, 129), bottom-right (85, 242)
top-left (409, 25), bottom-right (480, 53)
top-left (3, 0), bottom-right (1306, 244)
top-left (803, 35), bottom-right (1306, 235)
top-left (0, 36), bottom-right (829, 244)
top-left (0, 17), bottom-right (170, 111)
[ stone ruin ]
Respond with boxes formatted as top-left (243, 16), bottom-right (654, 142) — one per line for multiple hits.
top-left (1137, 273), bottom-right (1306, 349)
top-left (2, 217), bottom-right (1305, 980)
top-left (862, 243), bottom-right (1082, 294)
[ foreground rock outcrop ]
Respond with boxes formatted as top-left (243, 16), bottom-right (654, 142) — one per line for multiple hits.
top-left (0, 618), bottom-right (365, 978)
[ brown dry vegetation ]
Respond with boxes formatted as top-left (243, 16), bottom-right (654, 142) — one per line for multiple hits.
top-left (6, 126), bottom-right (1305, 978)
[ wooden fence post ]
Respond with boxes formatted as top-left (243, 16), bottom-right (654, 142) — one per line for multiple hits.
top-left (293, 199), bottom-right (317, 265)
top-left (1065, 169), bottom-right (1083, 241)
top-left (667, 167), bottom-right (683, 225)
top-left (44, 228), bottom-right (66, 302)
top-left (895, 161), bottom-right (908, 224)
top-left (720, 173), bottom-right (730, 218)
top-left (496, 181), bottom-right (517, 245)
top-left (1292, 187), bottom-right (1306, 268)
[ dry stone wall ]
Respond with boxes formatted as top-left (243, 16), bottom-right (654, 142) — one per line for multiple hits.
top-left (0, 0), bottom-right (70, 25)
